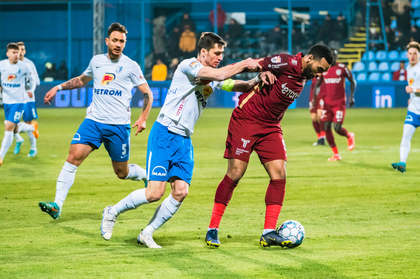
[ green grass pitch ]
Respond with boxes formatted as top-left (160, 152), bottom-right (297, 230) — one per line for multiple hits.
top-left (0, 107), bottom-right (419, 278)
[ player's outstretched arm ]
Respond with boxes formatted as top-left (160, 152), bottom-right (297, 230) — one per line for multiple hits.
top-left (132, 83), bottom-right (154, 135)
top-left (197, 58), bottom-right (262, 81)
top-left (226, 71), bottom-right (277, 93)
top-left (44, 74), bottom-right (92, 104)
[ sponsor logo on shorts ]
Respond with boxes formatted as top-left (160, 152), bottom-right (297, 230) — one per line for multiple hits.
top-left (101, 73), bottom-right (116, 85)
top-left (405, 115), bottom-right (413, 122)
top-left (241, 138), bottom-right (250, 148)
top-left (235, 148), bottom-right (249, 156)
top-left (72, 133), bottom-right (81, 141)
top-left (152, 166), bottom-right (167, 177)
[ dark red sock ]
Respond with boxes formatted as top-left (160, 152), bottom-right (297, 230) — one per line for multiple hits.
top-left (312, 120), bottom-right (321, 135)
top-left (209, 175), bottom-right (238, 229)
top-left (336, 126), bottom-right (349, 137)
top-left (325, 127), bottom-right (336, 148)
top-left (264, 179), bottom-right (286, 230)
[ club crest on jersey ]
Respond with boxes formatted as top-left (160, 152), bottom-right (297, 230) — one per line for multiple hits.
top-left (189, 61), bottom-right (199, 69)
top-left (409, 78), bottom-right (414, 86)
top-left (7, 74), bottom-right (16, 81)
top-left (271, 56), bottom-right (281, 63)
top-left (336, 69), bottom-right (342, 76)
top-left (101, 73), bottom-right (116, 85)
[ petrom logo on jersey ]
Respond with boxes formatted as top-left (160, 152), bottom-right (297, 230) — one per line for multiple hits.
top-left (101, 73), bottom-right (116, 85)
top-left (7, 74), bottom-right (16, 81)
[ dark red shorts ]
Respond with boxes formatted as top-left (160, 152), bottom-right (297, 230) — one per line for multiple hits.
top-left (224, 113), bottom-right (287, 163)
top-left (320, 103), bottom-right (346, 123)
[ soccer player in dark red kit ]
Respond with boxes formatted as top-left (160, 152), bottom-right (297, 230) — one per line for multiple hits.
top-left (309, 75), bottom-right (325, 145)
top-left (317, 60), bottom-right (356, 161)
top-left (205, 44), bottom-right (334, 248)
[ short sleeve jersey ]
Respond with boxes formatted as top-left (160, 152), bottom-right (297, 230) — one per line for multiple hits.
top-left (320, 63), bottom-right (351, 106)
top-left (235, 53), bottom-right (305, 124)
top-left (83, 54), bottom-right (146, 125)
top-left (407, 62), bottom-right (420, 114)
top-left (22, 57), bottom-right (40, 102)
top-left (157, 57), bottom-right (221, 136)
top-left (0, 59), bottom-right (31, 104)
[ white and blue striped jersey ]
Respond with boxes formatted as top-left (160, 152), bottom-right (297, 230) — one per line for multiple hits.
top-left (22, 57), bottom-right (40, 103)
top-left (157, 57), bottom-right (222, 136)
top-left (407, 62), bottom-right (420, 114)
top-left (83, 54), bottom-right (146, 125)
top-left (0, 59), bottom-right (32, 104)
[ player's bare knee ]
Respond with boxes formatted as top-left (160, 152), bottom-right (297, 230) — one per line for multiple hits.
top-left (172, 187), bottom-right (188, 201)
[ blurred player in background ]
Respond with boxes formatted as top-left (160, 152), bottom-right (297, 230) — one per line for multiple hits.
top-left (317, 56), bottom-right (356, 161)
top-left (205, 44), bottom-right (334, 248)
top-left (0, 43), bottom-right (34, 166)
top-left (392, 41), bottom-right (420, 173)
top-left (309, 75), bottom-right (325, 145)
top-left (100, 32), bottom-right (268, 248)
top-left (13, 41), bottom-right (40, 157)
top-left (39, 22), bottom-right (153, 219)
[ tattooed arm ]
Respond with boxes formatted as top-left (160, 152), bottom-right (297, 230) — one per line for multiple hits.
top-left (44, 74), bottom-right (92, 104)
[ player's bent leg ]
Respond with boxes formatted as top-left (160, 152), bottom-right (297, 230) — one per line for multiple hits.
top-left (112, 160), bottom-right (130, 179)
top-left (39, 144), bottom-right (92, 219)
top-left (260, 160), bottom-right (288, 247)
top-left (101, 206), bottom-right (117, 240)
top-left (140, 180), bottom-right (187, 248)
top-left (207, 159), bottom-right (247, 248)
top-left (112, 161), bottom-right (147, 186)
top-left (0, 122), bottom-right (17, 166)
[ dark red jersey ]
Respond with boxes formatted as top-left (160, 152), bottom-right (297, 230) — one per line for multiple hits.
top-left (319, 63), bottom-right (352, 106)
top-left (309, 76), bottom-right (323, 102)
top-left (235, 53), bottom-right (305, 124)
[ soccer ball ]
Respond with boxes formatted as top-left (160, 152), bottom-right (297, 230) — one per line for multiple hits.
top-left (277, 220), bottom-right (305, 248)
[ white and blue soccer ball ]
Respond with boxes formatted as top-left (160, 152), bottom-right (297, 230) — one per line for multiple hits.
top-left (277, 220), bottom-right (305, 248)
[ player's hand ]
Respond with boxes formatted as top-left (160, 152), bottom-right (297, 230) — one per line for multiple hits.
top-left (349, 98), bottom-right (355, 107)
top-left (406, 86), bottom-right (413, 94)
top-left (44, 87), bottom-right (58, 104)
top-left (133, 119), bottom-right (146, 135)
top-left (260, 71), bottom-right (277, 85)
top-left (243, 58), bottom-right (262, 72)
top-left (27, 92), bottom-right (33, 98)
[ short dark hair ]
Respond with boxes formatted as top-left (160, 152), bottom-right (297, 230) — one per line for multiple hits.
top-left (308, 44), bottom-right (334, 65)
top-left (16, 41), bottom-right (25, 47)
top-left (7, 42), bottom-right (19, 50)
top-left (197, 32), bottom-right (226, 53)
top-left (107, 22), bottom-right (127, 36)
top-left (406, 41), bottom-right (420, 52)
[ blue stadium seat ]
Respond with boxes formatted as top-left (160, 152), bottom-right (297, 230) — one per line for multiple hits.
top-left (400, 51), bottom-right (408, 61)
top-left (378, 61), bottom-right (389, 72)
top-left (413, 8), bottom-right (420, 18)
top-left (388, 50), bottom-right (400, 61)
top-left (375, 50), bottom-right (387, 61)
top-left (381, 72), bottom-right (391, 81)
top-left (368, 61), bottom-right (378, 72)
top-left (356, 72), bottom-right (367, 81)
top-left (416, 18), bottom-right (420, 27)
top-left (362, 51), bottom-right (375, 61)
top-left (413, 0), bottom-right (420, 9)
top-left (368, 72), bottom-right (380, 81)
top-left (390, 61), bottom-right (401, 71)
top-left (352, 61), bottom-right (365, 72)
top-left (390, 19), bottom-right (397, 29)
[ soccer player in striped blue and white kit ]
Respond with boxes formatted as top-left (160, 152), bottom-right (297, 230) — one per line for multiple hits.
top-left (100, 32), bottom-right (274, 248)
top-left (392, 41), bottom-right (420, 173)
top-left (39, 22), bottom-right (153, 219)
top-left (13, 41), bottom-right (40, 157)
top-left (0, 42), bottom-right (35, 166)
